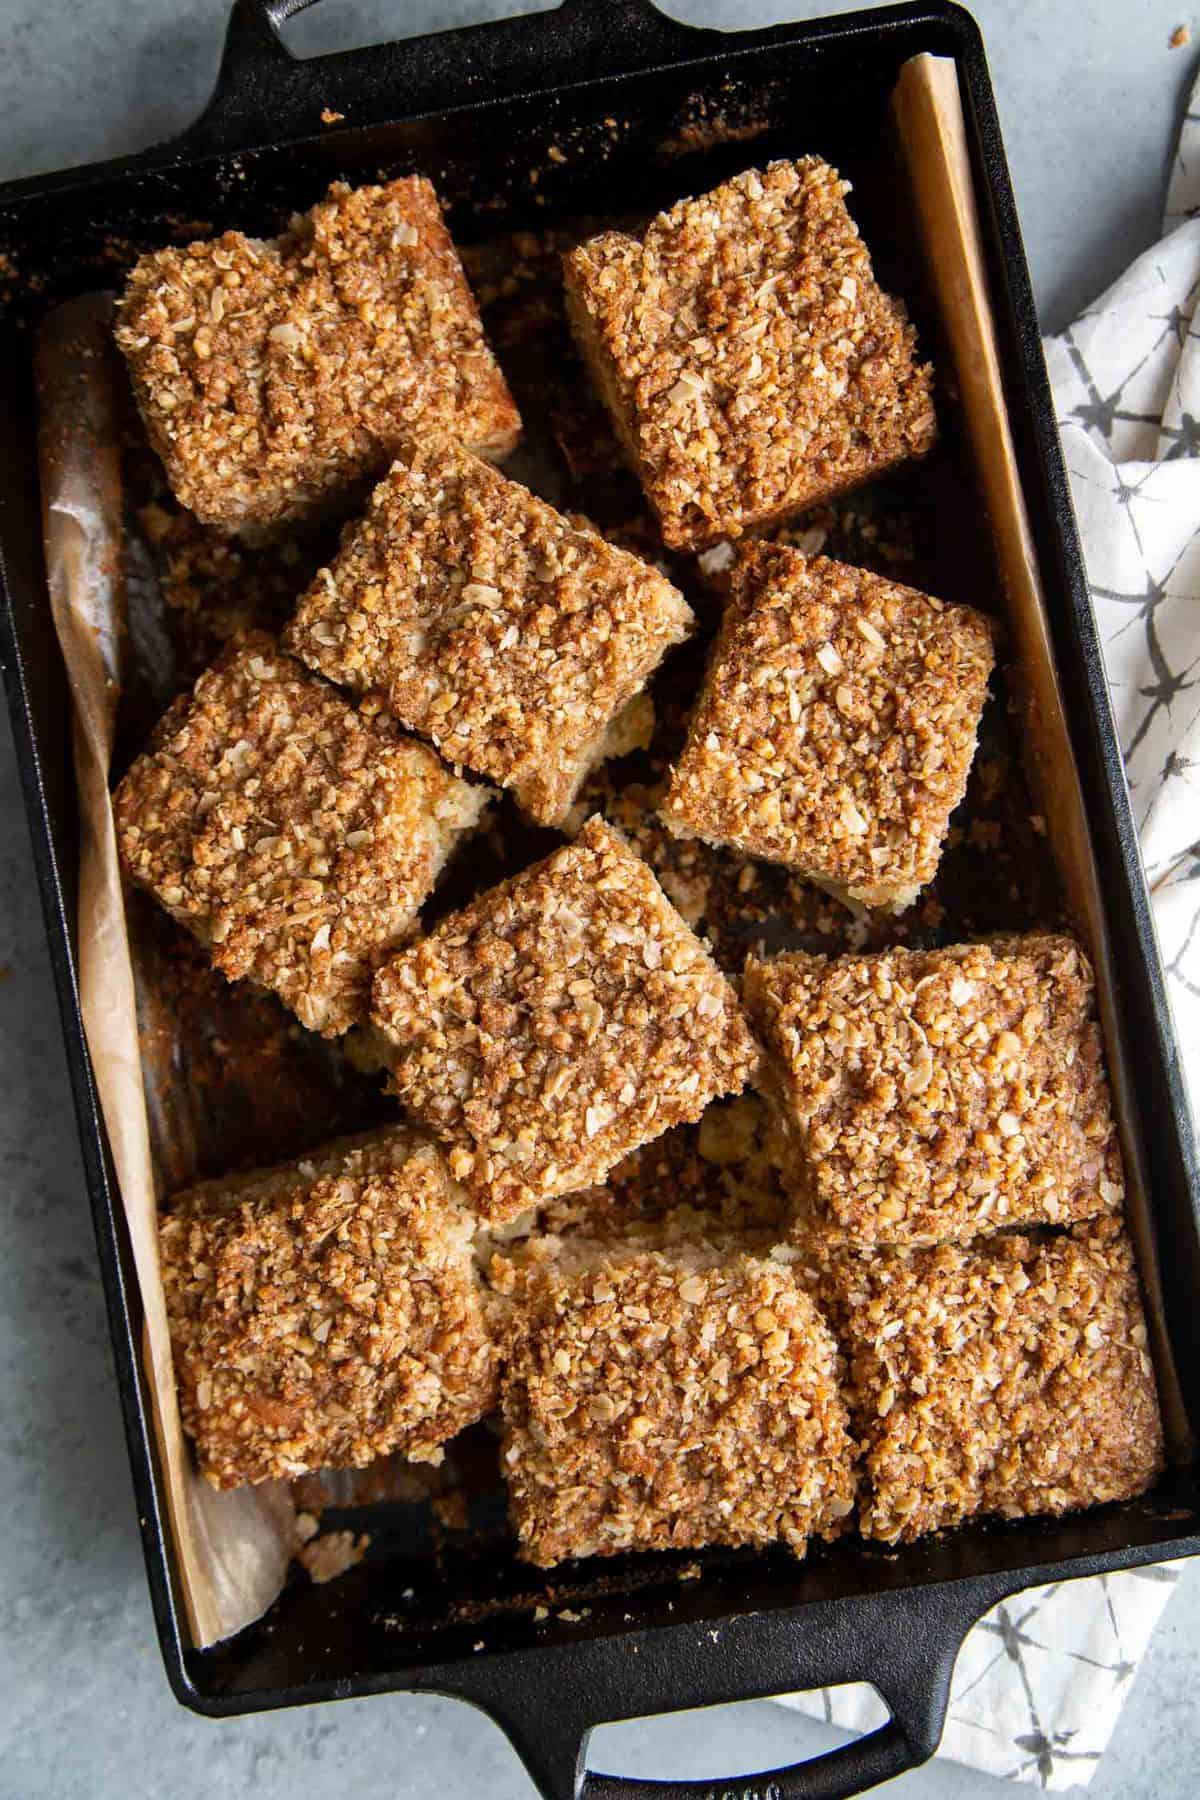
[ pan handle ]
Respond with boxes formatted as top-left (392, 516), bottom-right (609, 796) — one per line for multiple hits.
top-left (583, 1724), bottom-right (930, 1800)
top-left (453, 1577), bottom-right (992, 1800)
top-left (184, 0), bottom-right (729, 157)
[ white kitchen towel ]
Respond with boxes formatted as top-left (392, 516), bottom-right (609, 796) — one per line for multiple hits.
top-left (776, 67), bottom-right (1200, 1791)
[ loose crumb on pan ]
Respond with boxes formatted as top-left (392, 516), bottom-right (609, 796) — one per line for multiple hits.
top-left (159, 1125), bottom-right (498, 1489)
top-left (493, 1241), bottom-right (857, 1564)
top-left (297, 1528), bottom-right (370, 1583)
top-left (503, 1093), bottom-right (789, 1250)
top-left (563, 158), bottom-right (936, 550)
top-left (370, 816), bottom-right (760, 1224)
top-left (743, 934), bottom-right (1126, 1249)
top-left (827, 1220), bottom-right (1162, 1542)
top-left (115, 177), bottom-right (520, 534)
top-left (114, 633), bottom-right (488, 1036)
top-left (661, 545), bottom-right (994, 913)
top-left (285, 441), bottom-right (693, 827)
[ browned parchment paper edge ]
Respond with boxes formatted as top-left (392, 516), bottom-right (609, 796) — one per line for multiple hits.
top-left (34, 295), bottom-right (296, 1650)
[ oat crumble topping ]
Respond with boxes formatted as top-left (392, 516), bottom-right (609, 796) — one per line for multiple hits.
top-left (662, 545), bottom-right (994, 912)
top-left (371, 817), bottom-right (759, 1223)
top-left (524, 1095), bottom-right (789, 1246)
top-left (563, 159), bottom-right (936, 550)
top-left (827, 1221), bottom-right (1162, 1542)
top-left (493, 1242), bottom-right (857, 1564)
top-left (116, 177), bottom-right (520, 534)
top-left (114, 634), bottom-right (487, 1035)
top-left (744, 934), bottom-right (1126, 1249)
top-left (160, 1125), bottom-right (498, 1487)
top-left (285, 442), bottom-right (693, 826)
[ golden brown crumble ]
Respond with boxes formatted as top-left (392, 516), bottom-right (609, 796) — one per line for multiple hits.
top-left (116, 178), bottom-right (520, 534)
top-left (493, 1242), bottom-right (857, 1564)
top-left (563, 159), bottom-right (936, 550)
top-left (296, 1528), bottom-right (370, 1583)
top-left (522, 1095), bottom-right (789, 1246)
top-left (285, 443), bottom-right (693, 826)
top-left (114, 634), bottom-right (488, 1036)
top-left (744, 935), bottom-right (1126, 1250)
top-left (828, 1221), bottom-right (1162, 1542)
top-left (160, 1125), bottom-right (498, 1488)
top-left (661, 545), bottom-right (994, 912)
top-left (133, 496), bottom-right (325, 683)
top-left (371, 817), bottom-right (759, 1224)
top-left (473, 1095), bottom-right (789, 1277)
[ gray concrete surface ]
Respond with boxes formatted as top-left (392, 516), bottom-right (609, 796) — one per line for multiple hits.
top-left (0, 3), bottom-right (1197, 1796)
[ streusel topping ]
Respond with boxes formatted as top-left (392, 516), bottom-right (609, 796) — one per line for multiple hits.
top-left (115, 634), bottom-right (487, 1035)
top-left (563, 159), bottom-right (936, 549)
top-left (161, 1125), bottom-right (498, 1487)
top-left (371, 817), bottom-right (759, 1222)
top-left (116, 177), bottom-right (520, 533)
top-left (662, 545), bottom-right (994, 912)
top-left (286, 443), bottom-right (693, 826)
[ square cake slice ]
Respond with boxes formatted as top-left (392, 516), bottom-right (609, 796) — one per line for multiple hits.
top-left (284, 443), bottom-right (694, 826)
top-left (829, 1223), bottom-right (1162, 1542)
top-left (661, 545), bottom-right (994, 913)
top-left (116, 177), bottom-right (520, 534)
top-left (563, 158), bottom-right (936, 550)
top-left (160, 1125), bottom-right (498, 1487)
top-left (494, 1243), bottom-right (857, 1565)
top-left (114, 634), bottom-right (487, 1035)
top-left (744, 935), bottom-right (1126, 1250)
top-left (370, 817), bottom-right (759, 1223)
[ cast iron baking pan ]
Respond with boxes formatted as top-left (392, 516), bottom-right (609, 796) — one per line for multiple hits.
top-left (1, 3), bottom-right (1198, 1797)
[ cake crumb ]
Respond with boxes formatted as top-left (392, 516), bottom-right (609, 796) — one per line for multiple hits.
top-left (1170, 24), bottom-right (1191, 48)
top-left (294, 1510), bottom-right (321, 1545)
top-left (297, 1529), bottom-right (370, 1584)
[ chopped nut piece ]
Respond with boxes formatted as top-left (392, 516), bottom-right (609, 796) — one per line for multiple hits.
top-left (160, 1126), bottom-right (498, 1488)
top-left (564, 159), bottom-right (936, 549)
top-left (662, 546), bottom-right (994, 913)
top-left (745, 935), bottom-right (1126, 1249)
top-left (114, 634), bottom-right (487, 1035)
top-left (116, 177), bottom-right (520, 533)
top-left (371, 818), bottom-right (758, 1223)
top-left (828, 1222), bottom-right (1162, 1542)
top-left (286, 443), bottom-right (692, 826)
top-left (495, 1242), bottom-right (857, 1564)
